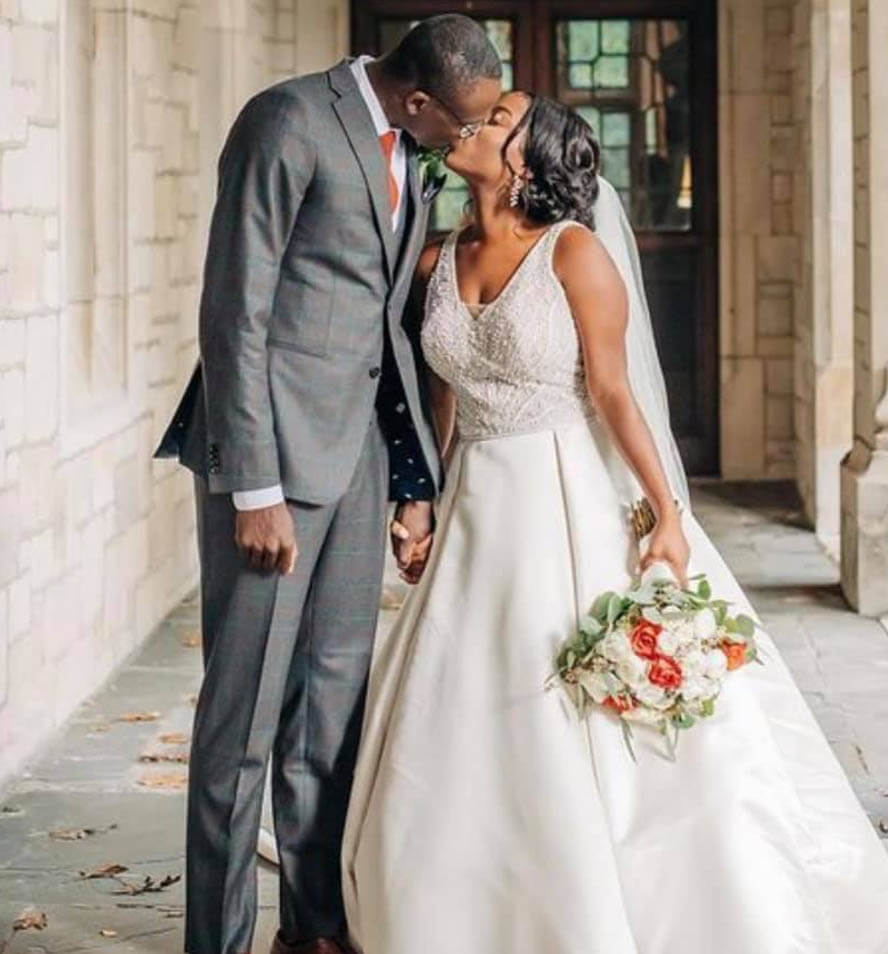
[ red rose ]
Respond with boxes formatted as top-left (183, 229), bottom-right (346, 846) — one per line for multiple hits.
top-left (603, 694), bottom-right (635, 713)
top-left (721, 641), bottom-right (746, 671)
top-left (629, 618), bottom-right (662, 659)
top-left (648, 655), bottom-right (683, 690)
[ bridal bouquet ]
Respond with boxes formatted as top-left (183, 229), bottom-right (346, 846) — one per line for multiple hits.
top-left (551, 564), bottom-right (763, 760)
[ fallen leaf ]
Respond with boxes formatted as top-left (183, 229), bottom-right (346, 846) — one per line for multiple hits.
top-left (13, 909), bottom-right (47, 931)
top-left (99, 929), bottom-right (118, 938)
top-left (49, 823), bottom-right (117, 840)
top-left (116, 711), bottom-right (160, 723)
top-left (158, 732), bottom-right (189, 745)
top-left (180, 629), bottom-right (201, 648)
top-left (112, 873), bottom-right (181, 896)
top-left (139, 751), bottom-right (189, 765)
top-left (80, 862), bottom-right (129, 879)
top-left (137, 772), bottom-right (187, 790)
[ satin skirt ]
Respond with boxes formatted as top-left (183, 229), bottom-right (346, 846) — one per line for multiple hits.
top-left (341, 419), bottom-right (888, 954)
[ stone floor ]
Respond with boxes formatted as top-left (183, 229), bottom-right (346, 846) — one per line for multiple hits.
top-left (1, 480), bottom-right (887, 954)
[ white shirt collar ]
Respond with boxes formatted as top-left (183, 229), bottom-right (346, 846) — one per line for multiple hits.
top-left (350, 55), bottom-right (401, 143)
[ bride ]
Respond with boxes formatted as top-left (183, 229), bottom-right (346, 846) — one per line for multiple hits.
top-left (340, 91), bottom-right (888, 953)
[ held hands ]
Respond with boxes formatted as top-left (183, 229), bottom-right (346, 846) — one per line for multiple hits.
top-left (638, 506), bottom-right (690, 589)
top-left (234, 502), bottom-right (298, 575)
top-left (390, 500), bottom-right (435, 585)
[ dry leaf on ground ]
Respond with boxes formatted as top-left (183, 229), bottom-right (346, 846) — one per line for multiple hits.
top-left (112, 874), bottom-right (181, 896)
top-left (49, 823), bottom-right (117, 840)
top-left (180, 630), bottom-right (201, 648)
top-left (79, 862), bottom-right (129, 879)
top-left (12, 910), bottom-right (47, 931)
top-left (116, 711), bottom-right (161, 723)
top-left (139, 751), bottom-right (189, 765)
top-left (137, 772), bottom-right (187, 790)
top-left (159, 732), bottom-right (190, 745)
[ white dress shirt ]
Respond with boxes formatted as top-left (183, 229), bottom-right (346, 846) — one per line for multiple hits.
top-left (232, 56), bottom-right (406, 512)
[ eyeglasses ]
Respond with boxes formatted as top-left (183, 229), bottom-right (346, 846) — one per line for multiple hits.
top-left (427, 93), bottom-right (485, 139)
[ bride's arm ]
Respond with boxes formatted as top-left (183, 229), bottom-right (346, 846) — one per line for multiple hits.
top-left (553, 225), bottom-right (689, 581)
top-left (411, 241), bottom-right (456, 461)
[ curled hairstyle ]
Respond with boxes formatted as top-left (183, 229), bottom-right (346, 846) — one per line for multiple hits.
top-left (504, 95), bottom-right (601, 229)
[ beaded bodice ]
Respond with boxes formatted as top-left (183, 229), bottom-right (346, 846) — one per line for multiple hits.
top-left (420, 221), bottom-right (596, 441)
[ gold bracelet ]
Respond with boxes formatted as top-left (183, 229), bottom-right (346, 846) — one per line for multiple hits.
top-left (628, 497), bottom-right (682, 541)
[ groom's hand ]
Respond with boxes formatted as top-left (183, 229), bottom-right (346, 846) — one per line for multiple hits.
top-left (391, 500), bottom-right (435, 585)
top-left (235, 503), bottom-right (298, 574)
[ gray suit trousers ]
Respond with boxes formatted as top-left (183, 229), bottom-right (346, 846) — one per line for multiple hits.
top-left (186, 418), bottom-right (388, 954)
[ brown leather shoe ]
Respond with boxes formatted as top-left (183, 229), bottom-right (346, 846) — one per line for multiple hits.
top-left (270, 932), bottom-right (351, 954)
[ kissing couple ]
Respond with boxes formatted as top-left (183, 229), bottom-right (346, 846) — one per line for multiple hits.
top-left (157, 14), bottom-right (888, 954)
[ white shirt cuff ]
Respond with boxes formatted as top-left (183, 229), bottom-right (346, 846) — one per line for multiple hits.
top-left (231, 485), bottom-right (285, 511)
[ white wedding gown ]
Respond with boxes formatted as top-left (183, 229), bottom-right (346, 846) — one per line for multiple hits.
top-left (341, 222), bottom-right (888, 953)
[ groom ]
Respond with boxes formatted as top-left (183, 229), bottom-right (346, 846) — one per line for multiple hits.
top-left (154, 16), bottom-right (502, 954)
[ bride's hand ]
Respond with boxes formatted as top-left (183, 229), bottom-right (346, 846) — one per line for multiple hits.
top-left (638, 509), bottom-right (690, 589)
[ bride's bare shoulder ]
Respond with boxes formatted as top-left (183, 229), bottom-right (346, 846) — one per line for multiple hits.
top-left (415, 236), bottom-right (448, 286)
top-left (552, 221), bottom-right (621, 294)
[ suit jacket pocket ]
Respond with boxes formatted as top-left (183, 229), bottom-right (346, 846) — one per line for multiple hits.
top-left (271, 268), bottom-right (335, 357)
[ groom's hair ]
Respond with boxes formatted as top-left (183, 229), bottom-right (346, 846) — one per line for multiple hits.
top-left (384, 15), bottom-right (502, 99)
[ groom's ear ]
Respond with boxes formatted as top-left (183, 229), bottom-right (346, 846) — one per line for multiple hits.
top-left (404, 90), bottom-right (431, 117)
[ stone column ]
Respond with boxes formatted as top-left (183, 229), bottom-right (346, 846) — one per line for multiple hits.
top-left (840, 0), bottom-right (888, 614)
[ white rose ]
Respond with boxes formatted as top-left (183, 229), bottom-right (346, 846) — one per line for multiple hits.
top-left (635, 681), bottom-right (671, 710)
top-left (615, 654), bottom-right (648, 689)
top-left (703, 649), bottom-right (728, 680)
top-left (600, 631), bottom-right (634, 665)
top-left (694, 608), bottom-right (717, 640)
top-left (681, 676), bottom-right (708, 701)
top-left (657, 625), bottom-right (681, 655)
top-left (577, 670), bottom-right (612, 703)
top-left (682, 648), bottom-right (706, 677)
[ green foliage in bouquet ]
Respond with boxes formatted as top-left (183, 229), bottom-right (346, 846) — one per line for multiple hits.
top-left (550, 571), bottom-right (764, 761)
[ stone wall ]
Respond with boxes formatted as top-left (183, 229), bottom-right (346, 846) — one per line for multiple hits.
top-left (0, 0), bottom-right (347, 786)
top-left (718, 0), bottom-right (800, 481)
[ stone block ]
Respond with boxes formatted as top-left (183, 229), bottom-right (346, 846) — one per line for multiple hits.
top-left (758, 235), bottom-right (798, 282)
top-left (7, 212), bottom-right (44, 311)
top-left (0, 486), bottom-right (20, 585)
top-left (24, 313), bottom-right (58, 442)
top-left (0, 318), bottom-right (26, 368)
top-left (733, 94), bottom-right (772, 235)
top-left (759, 291), bottom-right (793, 336)
top-left (765, 356), bottom-right (793, 395)
top-left (766, 394), bottom-right (794, 438)
top-left (19, 0), bottom-right (56, 26)
top-left (1, 366), bottom-right (25, 446)
top-left (721, 356), bottom-right (766, 477)
top-left (0, 125), bottom-right (58, 212)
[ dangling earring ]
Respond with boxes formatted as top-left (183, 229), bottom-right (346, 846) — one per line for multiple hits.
top-left (509, 174), bottom-right (522, 208)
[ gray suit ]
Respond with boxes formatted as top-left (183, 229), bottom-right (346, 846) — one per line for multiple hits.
top-left (155, 60), bottom-right (442, 954)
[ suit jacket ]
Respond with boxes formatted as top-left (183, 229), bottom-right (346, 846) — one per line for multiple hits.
top-left (154, 59), bottom-right (443, 505)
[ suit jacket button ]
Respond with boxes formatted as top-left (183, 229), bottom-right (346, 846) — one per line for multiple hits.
top-left (209, 465), bottom-right (220, 475)
top-left (369, 366), bottom-right (381, 379)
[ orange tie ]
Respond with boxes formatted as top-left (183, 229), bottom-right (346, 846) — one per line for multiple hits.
top-left (379, 130), bottom-right (400, 213)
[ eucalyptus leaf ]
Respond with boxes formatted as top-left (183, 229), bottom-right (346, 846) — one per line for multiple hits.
top-left (735, 614), bottom-right (756, 637)
top-left (606, 593), bottom-right (623, 625)
top-left (697, 578), bottom-right (712, 600)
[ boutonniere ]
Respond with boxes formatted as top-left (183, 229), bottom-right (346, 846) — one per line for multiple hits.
top-left (417, 147), bottom-right (448, 204)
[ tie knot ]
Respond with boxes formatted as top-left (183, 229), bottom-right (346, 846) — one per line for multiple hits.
top-left (379, 130), bottom-right (397, 160)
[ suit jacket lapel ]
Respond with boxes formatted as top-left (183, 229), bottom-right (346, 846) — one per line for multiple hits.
top-left (391, 146), bottom-right (428, 297)
top-left (329, 60), bottom-right (397, 282)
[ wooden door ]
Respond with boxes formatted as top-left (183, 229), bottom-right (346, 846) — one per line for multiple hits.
top-left (352, 0), bottom-right (719, 475)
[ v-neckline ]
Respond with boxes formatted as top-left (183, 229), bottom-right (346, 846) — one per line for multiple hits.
top-left (450, 225), bottom-right (555, 319)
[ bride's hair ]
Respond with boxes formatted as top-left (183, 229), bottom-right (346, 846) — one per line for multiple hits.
top-left (502, 95), bottom-right (601, 229)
